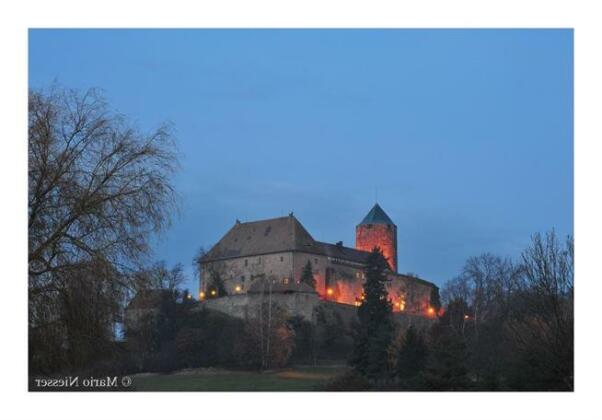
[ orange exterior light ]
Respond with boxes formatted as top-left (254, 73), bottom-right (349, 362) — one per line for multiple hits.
top-left (464, 314), bottom-right (470, 320)
top-left (210, 289), bottom-right (217, 296)
top-left (235, 285), bottom-right (242, 293)
top-left (428, 307), bottom-right (435, 316)
top-left (326, 288), bottom-right (334, 296)
top-left (199, 291), bottom-right (205, 300)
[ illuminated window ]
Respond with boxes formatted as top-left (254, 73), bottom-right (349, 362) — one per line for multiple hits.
top-left (283, 277), bottom-right (289, 284)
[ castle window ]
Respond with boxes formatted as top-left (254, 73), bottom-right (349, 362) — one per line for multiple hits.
top-left (314, 258), bottom-right (318, 264)
top-left (241, 275), bottom-right (245, 283)
top-left (280, 256), bottom-right (284, 262)
top-left (283, 277), bottom-right (289, 285)
top-left (258, 257), bottom-right (261, 264)
top-left (245, 259), bottom-right (248, 267)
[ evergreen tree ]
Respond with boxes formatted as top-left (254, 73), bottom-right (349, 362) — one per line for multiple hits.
top-left (349, 247), bottom-right (394, 381)
top-left (300, 260), bottom-right (316, 289)
top-left (395, 326), bottom-right (428, 380)
top-left (422, 320), bottom-right (470, 390)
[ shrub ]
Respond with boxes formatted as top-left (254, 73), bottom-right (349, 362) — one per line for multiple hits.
top-left (321, 370), bottom-right (371, 391)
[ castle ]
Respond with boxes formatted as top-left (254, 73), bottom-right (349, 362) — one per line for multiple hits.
top-left (198, 204), bottom-right (439, 318)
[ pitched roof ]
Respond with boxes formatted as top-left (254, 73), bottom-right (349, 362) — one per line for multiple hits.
top-left (358, 203), bottom-right (395, 226)
top-left (200, 215), bottom-right (319, 262)
top-left (315, 241), bottom-right (370, 264)
top-left (200, 213), bottom-right (396, 266)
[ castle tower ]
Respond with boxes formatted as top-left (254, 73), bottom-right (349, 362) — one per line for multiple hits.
top-left (355, 203), bottom-right (398, 272)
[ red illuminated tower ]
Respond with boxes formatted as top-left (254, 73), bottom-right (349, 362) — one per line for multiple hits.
top-left (355, 203), bottom-right (397, 272)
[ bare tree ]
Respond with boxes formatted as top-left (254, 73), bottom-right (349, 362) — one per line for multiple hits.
top-left (129, 261), bottom-right (186, 298)
top-left (28, 85), bottom-right (179, 373)
top-left (505, 231), bottom-right (573, 389)
top-left (29, 86), bottom-right (178, 281)
top-left (442, 253), bottom-right (521, 331)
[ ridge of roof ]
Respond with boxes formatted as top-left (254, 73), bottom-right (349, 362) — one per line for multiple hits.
top-left (200, 214), bottom-right (318, 262)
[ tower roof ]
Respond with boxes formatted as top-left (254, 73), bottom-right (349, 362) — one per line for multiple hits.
top-left (358, 203), bottom-right (395, 225)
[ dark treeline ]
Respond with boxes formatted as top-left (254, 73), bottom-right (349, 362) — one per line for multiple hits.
top-left (330, 234), bottom-right (573, 391)
top-left (122, 295), bottom-right (349, 374)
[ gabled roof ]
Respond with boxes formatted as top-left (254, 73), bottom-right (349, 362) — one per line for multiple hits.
top-left (358, 203), bottom-right (395, 226)
top-left (315, 241), bottom-right (370, 264)
top-left (200, 215), bottom-right (319, 262)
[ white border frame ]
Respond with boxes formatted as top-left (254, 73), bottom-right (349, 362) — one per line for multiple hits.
top-left (2, 1), bottom-right (600, 419)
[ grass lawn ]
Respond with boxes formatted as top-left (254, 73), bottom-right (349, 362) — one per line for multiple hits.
top-left (130, 366), bottom-right (347, 391)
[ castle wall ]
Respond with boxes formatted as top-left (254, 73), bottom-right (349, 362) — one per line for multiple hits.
top-left (197, 292), bottom-right (320, 321)
top-left (201, 253), bottom-right (437, 317)
top-left (293, 252), bottom-right (365, 304)
top-left (291, 251), bottom-right (435, 315)
top-left (386, 274), bottom-right (436, 316)
top-left (200, 251), bottom-right (294, 297)
top-left (196, 295), bottom-right (435, 331)
top-left (320, 300), bottom-right (436, 331)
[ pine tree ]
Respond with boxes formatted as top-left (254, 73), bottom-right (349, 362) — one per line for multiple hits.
top-left (395, 326), bottom-right (428, 380)
top-left (300, 260), bottom-right (316, 289)
top-left (349, 247), bottom-right (394, 381)
top-left (422, 323), bottom-right (469, 390)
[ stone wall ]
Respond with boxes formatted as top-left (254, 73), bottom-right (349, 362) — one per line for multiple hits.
top-left (293, 251), bottom-right (365, 303)
top-left (386, 274), bottom-right (436, 316)
top-left (202, 250), bottom-right (437, 317)
top-left (200, 251), bottom-right (294, 297)
top-left (197, 291), bottom-right (321, 321)
top-left (197, 292), bottom-right (435, 331)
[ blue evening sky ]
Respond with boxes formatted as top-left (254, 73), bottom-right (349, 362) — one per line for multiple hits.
top-left (29, 29), bottom-right (573, 294)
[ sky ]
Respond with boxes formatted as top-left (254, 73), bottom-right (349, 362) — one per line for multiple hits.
top-left (29, 29), bottom-right (573, 294)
